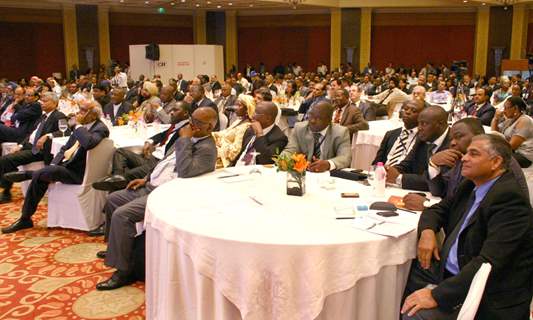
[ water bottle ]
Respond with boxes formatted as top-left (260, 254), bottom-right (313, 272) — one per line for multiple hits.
top-left (374, 162), bottom-right (387, 197)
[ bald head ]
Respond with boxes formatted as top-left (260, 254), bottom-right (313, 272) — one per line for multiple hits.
top-left (160, 85), bottom-right (175, 103)
top-left (417, 106), bottom-right (449, 142)
top-left (191, 106), bottom-right (217, 137)
top-left (254, 101), bottom-right (278, 128)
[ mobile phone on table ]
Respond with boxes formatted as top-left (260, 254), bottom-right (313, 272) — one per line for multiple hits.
top-left (341, 192), bottom-right (359, 198)
top-left (377, 211), bottom-right (399, 217)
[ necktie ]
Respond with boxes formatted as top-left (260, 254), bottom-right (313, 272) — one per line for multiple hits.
top-left (31, 114), bottom-right (47, 155)
top-left (386, 129), bottom-right (410, 166)
top-left (241, 137), bottom-right (257, 165)
top-left (426, 143), bottom-right (437, 161)
top-left (62, 141), bottom-right (80, 162)
top-left (333, 108), bottom-right (342, 123)
top-left (313, 132), bottom-right (322, 159)
top-left (160, 124), bottom-right (176, 146)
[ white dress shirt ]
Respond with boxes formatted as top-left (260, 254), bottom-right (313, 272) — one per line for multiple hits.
top-left (427, 128), bottom-right (450, 179)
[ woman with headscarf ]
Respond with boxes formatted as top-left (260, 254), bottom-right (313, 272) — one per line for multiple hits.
top-left (491, 96), bottom-right (533, 167)
top-left (213, 94), bottom-right (255, 167)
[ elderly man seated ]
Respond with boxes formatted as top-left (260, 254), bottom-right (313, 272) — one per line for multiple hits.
top-left (1, 100), bottom-right (109, 233)
top-left (401, 134), bottom-right (533, 320)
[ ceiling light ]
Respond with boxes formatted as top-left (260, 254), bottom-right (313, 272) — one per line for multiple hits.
top-left (217, 5), bottom-right (221, 8)
top-left (207, 1), bottom-right (211, 3)
top-left (249, 3), bottom-right (253, 6)
top-left (145, 0), bottom-right (149, 4)
top-left (285, 0), bottom-right (304, 9)
top-left (196, 3), bottom-right (200, 7)
top-left (170, 2), bottom-right (175, 5)
top-left (463, 0), bottom-right (468, 3)
top-left (119, 0), bottom-right (124, 2)
top-left (228, 2), bottom-right (232, 5)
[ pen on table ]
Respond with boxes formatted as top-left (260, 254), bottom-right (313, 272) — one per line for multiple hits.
top-left (218, 174), bottom-right (240, 179)
top-left (335, 217), bottom-right (355, 220)
top-left (249, 196), bottom-right (263, 206)
top-left (396, 208), bottom-right (418, 214)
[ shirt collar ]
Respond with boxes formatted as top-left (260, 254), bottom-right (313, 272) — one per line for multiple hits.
top-left (262, 123), bottom-right (275, 136)
top-left (191, 135), bottom-right (209, 144)
top-left (42, 110), bottom-right (53, 118)
top-left (113, 102), bottom-right (122, 108)
top-left (84, 121), bottom-right (96, 130)
top-left (474, 175), bottom-right (500, 202)
top-left (430, 128), bottom-right (448, 149)
top-left (174, 119), bottom-right (189, 131)
top-left (402, 126), bottom-right (418, 135)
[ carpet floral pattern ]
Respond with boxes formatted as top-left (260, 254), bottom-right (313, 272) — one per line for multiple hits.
top-left (0, 187), bottom-right (145, 319)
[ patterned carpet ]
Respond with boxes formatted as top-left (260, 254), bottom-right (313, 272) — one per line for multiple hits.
top-left (0, 187), bottom-right (145, 320)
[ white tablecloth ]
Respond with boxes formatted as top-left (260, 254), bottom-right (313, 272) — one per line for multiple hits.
top-left (51, 124), bottom-right (170, 155)
top-left (352, 120), bottom-right (403, 169)
top-left (145, 167), bottom-right (426, 320)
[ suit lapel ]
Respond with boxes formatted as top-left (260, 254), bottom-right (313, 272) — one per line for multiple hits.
top-left (321, 125), bottom-right (334, 160)
top-left (340, 106), bottom-right (349, 125)
top-left (304, 126), bottom-right (315, 160)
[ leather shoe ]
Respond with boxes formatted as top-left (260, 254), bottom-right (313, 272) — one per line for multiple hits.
top-left (88, 224), bottom-right (105, 237)
top-left (96, 271), bottom-right (135, 291)
top-left (3, 171), bottom-right (33, 183)
top-left (92, 175), bottom-right (128, 191)
top-left (0, 192), bottom-right (11, 204)
top-left (1, 218), bottom-right (33, 233)
top-left (96, 250), bottom-right (107, 259)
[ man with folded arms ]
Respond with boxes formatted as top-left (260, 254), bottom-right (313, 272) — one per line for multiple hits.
top-left (233, 101), bottom-right (288, 166)
top-left (282, 101), bottom-right (351, 172)
top-left (92, 101), bottom-right (191, 191)
top-left (1, 101), bottom-right (109, 233)
top-left (0, 92), bottom-right (66, 203)
top-left (401, 134), bottom-right (533, 319)
top-left (95, 107), bottom-right (218, 290)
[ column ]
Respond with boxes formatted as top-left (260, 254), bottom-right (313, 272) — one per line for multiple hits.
top-left (473, 6), bottom-right (489, 76)
top-left (330, 8), bottom-right (341, 71)
top-left (359, 7), bottom-right (372, 72)
top-left (193, 10), bottom-right (207, 44)
top-left (510, 4), bottom-right (528, 59)
top-left (62, 3), bottom-right (79, 79)
top-left (225, 10), bottom-right (238, 74)
top-left (98, 5), bottom-right (111, 66)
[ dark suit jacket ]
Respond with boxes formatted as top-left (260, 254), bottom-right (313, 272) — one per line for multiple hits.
top-left (372, 127), bottom-right (402, 165)
top-left (394, 133), bottom-right (451, 191)
top-left (95, 95), bottom-right (111, 109)
top-left (149, 120), bottom-right (189, 157)
top-left (174, 135), bottom-right (217, 178)
top-left (11, 101), bottom-right (42, 140)
top-left (22, 109), bottom-right (67, 164)
top-left (465, 101), bottom-right (495, 126)
top-left (103, 101), bottom-right (132, 125)
top-left (232, 125), bottom-right (288, 166)
top-left (176, 79), bottom-right (188, 93)
top-left (298, 95), bottom-right (328, 115)
top-left (51, 120), bottom-right (110, 177)
top-left (339, 104), bottom-right (369, 138)
top-left (358, 101), bottom-right (376, 121)
top-left (419, 172), bottom-right (533, 319)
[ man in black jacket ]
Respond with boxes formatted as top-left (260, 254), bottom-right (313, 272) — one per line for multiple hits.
top-left (386, 106), bottom-right (450, 191)
top-left (0, 92), bottom-right (66, 203)
top-left (103, 88), bottom-right (132, 125)
top-left (0, 87), bottom-right (42, 143)
top-left (232, 102), bottom-right (288, 166)
top-left (401, 134), bottom-right (533, 319)
top-left (1, 101), bottom-right (109, 233)
top-left (93, 101), bottom-right (191, 191)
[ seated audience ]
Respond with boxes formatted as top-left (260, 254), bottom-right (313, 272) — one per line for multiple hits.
top-left (403, 118), bottom-right (529, 210)
top-left (491, 96), bottom-right (533, 167)
top-left (373, 99), bottom-right (424, 165)
top-left (370, 77), bottom-right (410, 117)
top-left (93, 101), bottom-right (191, 191)
top-left (401, 134), bottom-right (533, 320)
top-left (103, 88), bottom-right (132, 125)
top-left (92, 84), bottom-right (110, 108)
top-left (386, 106), bottom-right (450, 191)
top-left (142, 85), bottom-right (177, 124)
top-left (0, 92), bottom-right (66, 203)
top-left (233, 101), bottom-right (288, 166)
top-left (349, 85), bottom-right (375, 121)
top-left (215, 83), bottom-right (237, 124)
top-left (428, 80), bottom-right (452, 111)
top-left (95, 107), bottom-right (218, 290)
top-left (298, 82), bottom-right (328, 119)
top-left (0, 87), bottom-right (42, 144)
top-left (331, 88), bottom-right (368, 138)
top-left (188, 84), bottom-right (219, 130)
top-left (1, 100), bottom-right (109, 233)
top-left (282, 101), bottom-right (351, 172)
top-left (464, 87), bottom-right (495, 126)
top-left (213, 95), bottom-right (255, 167)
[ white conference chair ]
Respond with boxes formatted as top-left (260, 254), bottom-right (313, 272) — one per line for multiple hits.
top-left (19, 161), bottom-right (45, 197)
top-left (457, 262), bottom-right (492, 320)
top-left (47, 138), bottom-right (115, 231)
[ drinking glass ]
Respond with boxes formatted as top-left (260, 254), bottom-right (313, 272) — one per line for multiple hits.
top-left (58, 119), bottom-right (68, 136)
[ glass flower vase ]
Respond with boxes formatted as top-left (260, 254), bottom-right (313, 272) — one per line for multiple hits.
top-left (286, 170), bottom-right (306, 196)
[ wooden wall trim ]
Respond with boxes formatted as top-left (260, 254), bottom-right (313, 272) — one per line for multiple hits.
top-left (237, 14), bottom-right (330, 28)
top-left (0, 7), bottom-right (61, 24)
top-left (109, 12), bottom-right (193, 27)
top-left (373, 12), bottom-right (475, 26)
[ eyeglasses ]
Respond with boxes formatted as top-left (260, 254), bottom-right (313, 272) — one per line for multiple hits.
top-left (189, 116), bottom-right (209, 127)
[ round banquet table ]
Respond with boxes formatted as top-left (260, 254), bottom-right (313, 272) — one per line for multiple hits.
top-left (144, 167), bottom-right (424, 320)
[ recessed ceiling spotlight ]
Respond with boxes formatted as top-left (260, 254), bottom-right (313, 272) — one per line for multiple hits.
top-left (482, 2), bottom-right (486, 4)
top-left (228, 2), bottom-right (232, 5)
top-left (119, 0), bottom-right (124, 2)
top-left (217, 5), bottom-right (221, 8)
top-left (463, 0), bottom-right (468, 2)
top-left (181, 0), bottom-right (185, 2)
top-left (170, 2), bottom-right (175, 5)
top-left (145, 0), bottom-right (149, 4)
top-left (249, 3), bottom-right (253, 6)
top-left (196, 3), bottom-right (200, 7)
top-left (207, 1), bottom-right (211, 3)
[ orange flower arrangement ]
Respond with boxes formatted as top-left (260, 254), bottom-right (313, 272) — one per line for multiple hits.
top-left (273, 152), bottom-right (309, 173)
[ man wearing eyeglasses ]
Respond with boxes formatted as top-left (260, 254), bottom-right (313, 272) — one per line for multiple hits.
top-left (95, 106), bottom-right (218, 290)
top-left (0, 87), bottom-right (42, 144)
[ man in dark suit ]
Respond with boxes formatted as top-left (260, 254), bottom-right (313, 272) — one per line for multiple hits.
top-left (215, 83), bottom-right (237, 121)
top-left (0, 92), bottom-right (66, 203)
top-left (386, 106), bottom-right (450, 191)
top-left (464, 87), bottom-right (495, 126)
top-left (92, 84), bottom-right (111, 108)
top-left (1, 101), bottom-right (110, 233)
top-left (176, 73), bottom-right (188, 93)
top-left (233, 102), bottom-right (288, 166)
top-left (95, 106), bottom-right (219, 290)
top-left (92, 101), bottom-right (191, 191)
top-left (373, 99), bottom-right (424, 166)
top-left (401, 134), bottom-right (533, 320)
top-left (189, 84), bottom-right (219, 131)
top-left (103, 88), bottom-right (132, 125)
top-left (332, 89), bottom-right (368, 139)
top-left (0, 87), bottom-right (42, 144)
top-left (350, 85), bottom-right (376, 121)
top-left (298, 83), bottom-right (328, 118)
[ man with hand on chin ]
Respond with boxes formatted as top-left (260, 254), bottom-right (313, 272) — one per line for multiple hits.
top-left (281, 101), bottom-right (351, 172)
top-left (401, 135), bottom-right (533, 319)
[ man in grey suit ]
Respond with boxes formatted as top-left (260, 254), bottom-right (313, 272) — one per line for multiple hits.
top-left (95, 106), bottom-right (219, 290)
top-left (282, 102), bottom-right (352, 172)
